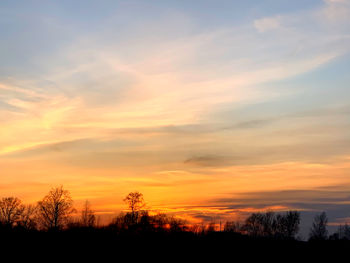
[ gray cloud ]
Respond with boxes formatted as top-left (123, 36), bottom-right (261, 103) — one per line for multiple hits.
top-left (0, 101), bottom-right (23, 112)
top-left (174, 186), bottom-right (350, 237)
top-left (211, 187), bottom-right (350, 209)
top-left (4, 123), bottom-right (350, 169)
top-left (3, 138), bottom-right (94, 158)
top-left (184, 155), bottom-right (233, 167)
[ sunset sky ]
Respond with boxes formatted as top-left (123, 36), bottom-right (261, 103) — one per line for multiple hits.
top-left (1, 0), bottom-right (350, 235)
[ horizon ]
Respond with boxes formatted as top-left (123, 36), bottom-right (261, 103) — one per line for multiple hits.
top-left (1, 0), bottom-right (350, 238)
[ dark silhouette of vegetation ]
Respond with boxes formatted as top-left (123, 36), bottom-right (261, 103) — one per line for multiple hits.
top-left (336, 224), bottom-right (350, 240)
top-left (80, 200), bottom-right (96, 228)
top-left (18, 204), bottom-right (37, 230)
top-left (224, 220), bottom-right (241, 233)
top-left (36, 186), bottom-right (75, 230)
top-left (0, 197), bottom-right (25, 228)
top-left (123, 191), bottom-right (145, 224)
top-left (309, 211), bottom-right (328, 241)
top-left (0, 186), bottom-right (349, 258)
top-left (240, 211), bottom-right (300, 239)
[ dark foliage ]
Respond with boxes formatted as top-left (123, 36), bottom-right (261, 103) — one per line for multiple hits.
top-left (0, 187), bottom-right (349, 260)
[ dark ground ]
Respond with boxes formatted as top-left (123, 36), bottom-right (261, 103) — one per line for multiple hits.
top-left (1, 230), bottom-right (349, 261)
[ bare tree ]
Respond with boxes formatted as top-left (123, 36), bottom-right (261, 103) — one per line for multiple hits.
top-left (18, 204), bottom-right (37, 230)
top-left (123, 191), bottom-right (145, 223)
top-left (309, 211), bottom-right (328, 240)
top-left (261, 211), bottom-right (275, 236)
top-left (81, 200), bottom-right (96, 227)
top-left (243, 211), bottom-right (300, 239)
top-left (244, 212), bottom-right (275, 237)
top-left (283, 211), bottom-right (300, 239)
top-left (224, 221), bottom-right (241, 233)
top-left (206, 221), bottom-right (216, 233)
top-left (37, 186), bottom-right (75, 230)
top-left (169, 216), bottom-right (187, 232)
top-left (151, 213), bottom-right (168, 229)
top-left (124, 192), bottom-right (145, 214)
top-left (243, 213), bottom-right (265, 236)
top-left (189, 223), bottom-right (203, 234)
top-left (336, 224), bottom-right (350, 240)
top-left (0, 197), bottom-right (25, 227)
top-left (274, 211), bottom-right (300, 239)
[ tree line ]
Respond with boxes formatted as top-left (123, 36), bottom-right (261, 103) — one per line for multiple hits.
top-left (0, 186), bottom-right (348, 241)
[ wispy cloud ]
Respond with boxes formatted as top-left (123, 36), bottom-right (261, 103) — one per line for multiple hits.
top-left (254, 16), bottom-right (281, 33)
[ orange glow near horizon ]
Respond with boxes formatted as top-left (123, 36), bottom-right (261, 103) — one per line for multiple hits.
top-left (1, 155), bottom-right (350, 224)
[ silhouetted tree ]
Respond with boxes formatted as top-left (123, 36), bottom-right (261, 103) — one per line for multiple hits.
top-left (111, 212), bottom-right (129, 231)
top-left (243, 211), bottom-right (300, 239)
top-left (189, 223), bottom-right (203, 234)
top-left (169, 216), bottom-right (187, 232)
top-left (0, 197), bottom-right (25, 228)
top-left (206, 221), bottom-right (216, 233)
top-left (81, 200), bottom-right (96, 228)
top-left (243, 213), bottom-right (265, 236)
top-left (336, 224), bottom-right (350, 240)
top-left (124, 191), bottom-right (145, 213)
top-left (152, 213), bottom-right (168, 230)
top-left (261, 211), bottom-right (275, 236)
top-left (37, 186), bottom-right (75, 230)
top-left (274, 211), bottom-right (300, 239)
top-left (224, 221), bottom-right (241, 233)
top-left (309, 212), bottom-right (328, 240)
top-left (18, 204), bottom-right (37, 230)
top-left (123, 191), bottom-right (145, 224)
top-left (138, 210), bottom-right (154, 231)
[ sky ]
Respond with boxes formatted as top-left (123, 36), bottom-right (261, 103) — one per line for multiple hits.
top-left (1, 0), bottom-right (350, 236)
